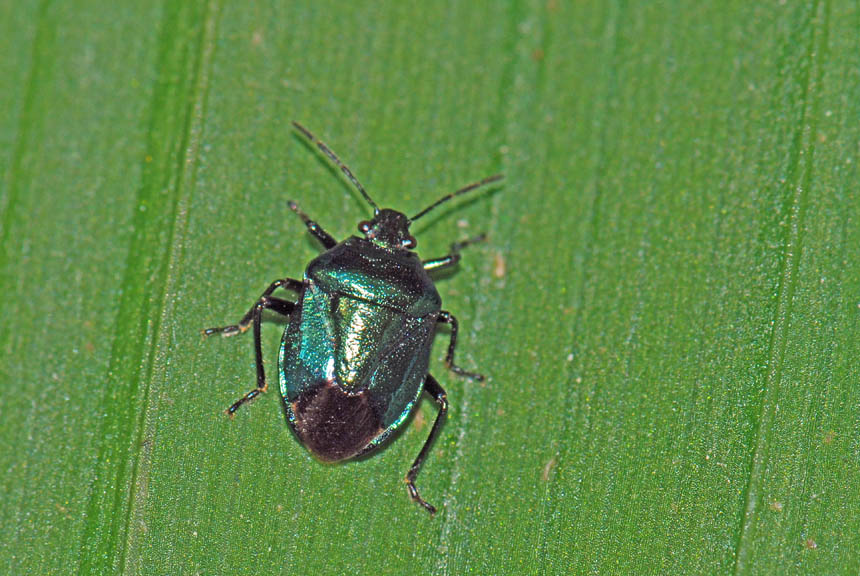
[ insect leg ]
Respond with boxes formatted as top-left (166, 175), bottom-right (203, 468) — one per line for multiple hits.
top-left (288, 200), bottom-right (337, 249)
top-left (225, 295), bottom-right (296, 416)
top-left (405, 374), bottom-right (448, 515)
top-left (437, 310), bottom-right (484, 381)
top-left (201, 278), bottom-right (302, 337)
top-left (422, 234), bottom-right (486, 272)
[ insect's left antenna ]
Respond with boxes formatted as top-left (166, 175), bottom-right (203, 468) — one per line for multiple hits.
top-left (292, 121), bottom-right (379, 214)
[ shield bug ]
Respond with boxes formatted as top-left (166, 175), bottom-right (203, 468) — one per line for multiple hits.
top-left (203, 122), bottom-right (501, 514)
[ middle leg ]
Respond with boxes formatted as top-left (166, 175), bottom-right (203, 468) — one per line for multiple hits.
top-left (202, 277), bottom-right (302, 337)
top-left (225, 295), bottom-right (295, 415)
top-left (201, 277), bottom-right (301, 415)
top-left (437, 310), bottom-right (484, 381)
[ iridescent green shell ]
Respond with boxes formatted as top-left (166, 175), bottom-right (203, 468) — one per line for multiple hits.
top-left (279, 237), bottom-right (441, 461)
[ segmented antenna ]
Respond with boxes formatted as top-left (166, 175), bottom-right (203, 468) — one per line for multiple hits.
top-left (292, 121), bottom-right (379, 213)
top-left (410, 174), bottom-right (503, 222)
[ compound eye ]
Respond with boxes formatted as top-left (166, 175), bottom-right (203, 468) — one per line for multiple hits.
top-left (358, 220), bottom-right (372, 234)
top-left (402, 236), bottom-right (417, 249)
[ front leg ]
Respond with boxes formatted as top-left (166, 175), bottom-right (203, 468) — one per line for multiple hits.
top-left (288, 201), bottom-right (337, 249)
top-left (437, 310), bottom-right (484, 381)
top-left (422, 234), bottom-right (486, 272)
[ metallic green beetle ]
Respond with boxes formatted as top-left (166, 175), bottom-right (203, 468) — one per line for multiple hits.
top-left (203, 122), bottom-right (501, 514)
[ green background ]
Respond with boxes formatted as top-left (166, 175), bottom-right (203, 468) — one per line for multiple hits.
top-left (2, 1), bottom-right (858, 574)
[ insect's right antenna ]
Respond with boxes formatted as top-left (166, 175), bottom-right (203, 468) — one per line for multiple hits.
top-left (292, 121), bottom-right (379, 214)
top-left (410, 174), bottom-right (503, 222)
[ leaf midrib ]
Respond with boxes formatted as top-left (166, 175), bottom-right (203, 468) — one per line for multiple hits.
top-left (732, 0), bottom-right (828, 571)
top-left (75, 1), bottom-right (220, 572)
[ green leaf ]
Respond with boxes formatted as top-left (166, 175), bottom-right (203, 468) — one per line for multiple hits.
top-left (2, 1), bottom-right (857, 574)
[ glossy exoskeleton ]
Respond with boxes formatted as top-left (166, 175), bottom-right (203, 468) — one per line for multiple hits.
top-left (203, 122), bottom-right (501, 514)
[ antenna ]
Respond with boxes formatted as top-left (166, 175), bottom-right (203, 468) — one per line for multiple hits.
top-left (292, 121), bottom-right (379, 213)
top-left (410, 174), bottom-right (503, 222)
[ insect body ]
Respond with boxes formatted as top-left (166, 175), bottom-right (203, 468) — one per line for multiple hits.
top-left (203, 122), bottom-right (501, 514)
